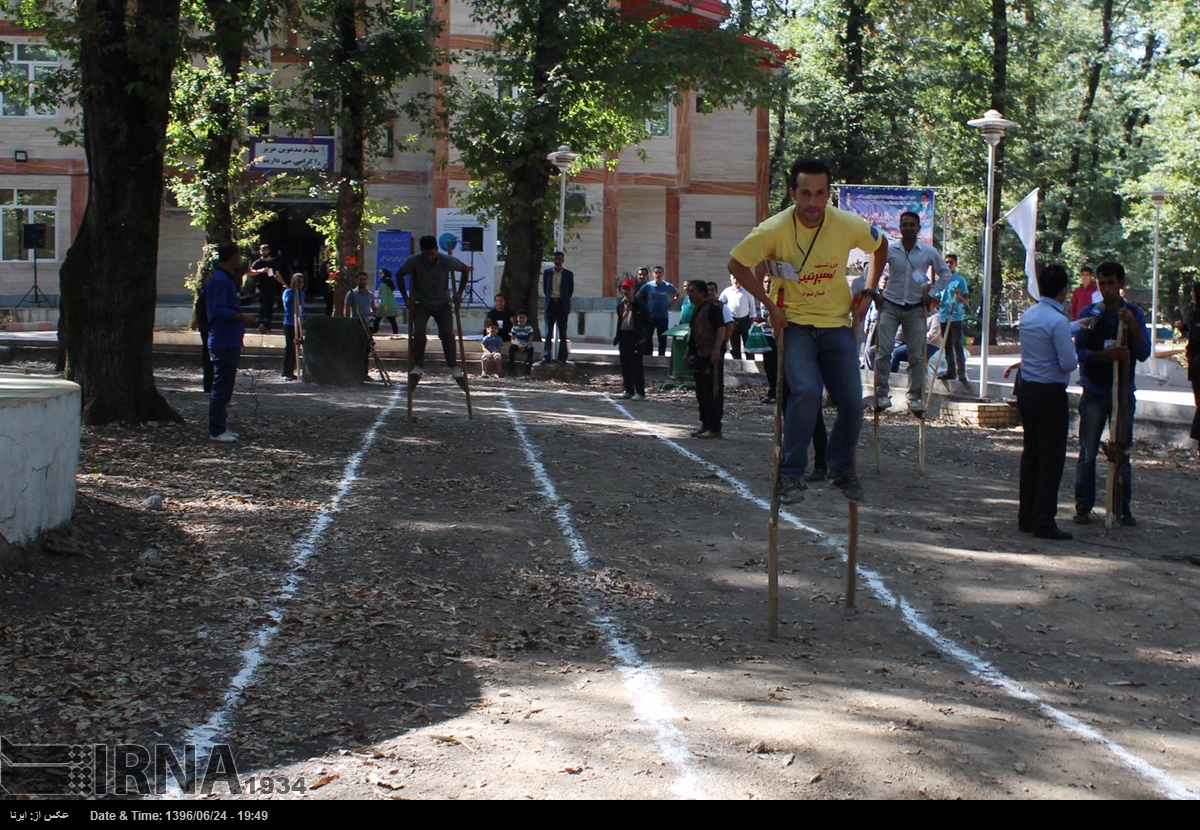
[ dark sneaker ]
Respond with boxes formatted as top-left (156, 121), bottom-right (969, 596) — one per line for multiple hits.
top-left (1072, 512), bottom-right (1091, 525)
top-left (831, 470), bottom-right (864, 502)
top-left (804, 467), bottom-right (827, 483)
top-left (697, 430), bottom-right (722, 439)
top-left (777, 475), bottom-right (807, 505)
top-left (1120, 514), bottom-right (1137, 527)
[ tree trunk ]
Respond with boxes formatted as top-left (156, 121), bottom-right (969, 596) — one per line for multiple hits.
top-left (496, 0), bottom-right (567, 332)
top-left (839, 0), bottom-right (870, 183)
top-left (1051, 0), bottom-right (1113, 256)
top-left (199, 0), bottom-right (250, 245)
top-left (987, 0), bottom-right (1009, 345)
top-left (62, 0), bottom-right (183, 425)
top-left (333, 0), bottom-right (367, 312)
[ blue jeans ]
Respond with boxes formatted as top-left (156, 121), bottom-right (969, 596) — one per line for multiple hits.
top-left (781, 325), bottom-right (862, 478)
top-left (1074, 389), bottom-right (1134, 516)
top-left (209, 347), bottom-right (241, 436)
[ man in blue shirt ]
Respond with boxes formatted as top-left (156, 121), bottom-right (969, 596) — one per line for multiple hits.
top-left (637, 265), bottom-right (679, 356)
top-left (1016, 265), bottom-right (1077, 540)
top-left (206, 242), bottom-right (258, 442)
top-left (938, 254), bottom-right (971, 384)
top-left (1073, 261), bottom-right (1150, 526)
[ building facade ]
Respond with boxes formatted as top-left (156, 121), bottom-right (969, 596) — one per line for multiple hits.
top-left (0, 2), bottom-right (770, 324)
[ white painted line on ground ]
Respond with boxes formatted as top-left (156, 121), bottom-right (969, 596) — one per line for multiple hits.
top-left (607, 396), bottom-right (1198, 801)
top-left (179, 385), bottom-right (405, 764)
top-left (502, 393), bottom-right (709, 800)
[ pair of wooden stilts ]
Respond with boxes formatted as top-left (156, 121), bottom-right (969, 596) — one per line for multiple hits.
top-left (766, 329), bottom-right (860, 639)
top-left (404, 299), bottom-right (474, 422)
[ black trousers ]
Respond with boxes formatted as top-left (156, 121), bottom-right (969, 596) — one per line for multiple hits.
top-left (409, 303), bottom-right (457, 368)
top-left (729, 316), bottom-right (752, 360)
top-left (693, 356), bottom-right (724, 432)
top-left (544, 299), bottom-right (569, 361)
top-left (617, 330), bottom-right (645, 395)
top-left (1017, 381), bottom-right (1069, 532)
top-left (282, 323), bottom-right (299, 378)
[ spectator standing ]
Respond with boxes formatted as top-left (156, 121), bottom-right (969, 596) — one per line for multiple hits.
top-left (720, 274), bottom-right (756, 360)
top-left (614, 278), bottom-right (651, 399)
top-left (638, 266), bottom-right (679, 356)
top-left (206, 242), bottom-right (258, 442)
top-left (1016, 265), bottom-right (1077, 540)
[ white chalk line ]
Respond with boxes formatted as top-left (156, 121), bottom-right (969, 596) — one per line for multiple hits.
top-left (606, 396), bottom-right (1198, 801)
top-left (501, 393), bottom-right (710, 800)
top-left (178, 384), bottom-right (404, 767)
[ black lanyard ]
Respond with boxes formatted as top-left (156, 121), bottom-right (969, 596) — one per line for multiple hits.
top-left (792, 212), bottom-right (824, 277)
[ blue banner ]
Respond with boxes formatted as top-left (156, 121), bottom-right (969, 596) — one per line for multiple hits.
top-left (375, 229), bottom-right (413, 304)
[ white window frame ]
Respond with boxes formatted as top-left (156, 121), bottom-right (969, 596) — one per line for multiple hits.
top-left (0, 41), bottom-right (59, 118)
top-left (1, 188), bottom-right (59, 262)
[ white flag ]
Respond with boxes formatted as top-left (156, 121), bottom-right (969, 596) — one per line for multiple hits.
top-left (1005, 187), bottom-right (1040, 299)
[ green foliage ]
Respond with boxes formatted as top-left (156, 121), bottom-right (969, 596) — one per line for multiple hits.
top-left (166, 54), bottom-right (277, 241)
top-left (451, 0), bottom-right (778, 240)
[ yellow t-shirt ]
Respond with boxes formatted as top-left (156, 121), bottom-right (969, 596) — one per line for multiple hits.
top-left (730, 205), bottom-right (883, 328)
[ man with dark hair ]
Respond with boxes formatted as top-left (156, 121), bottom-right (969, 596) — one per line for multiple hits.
top-left (1016, 264), bottom-right (1077, 540)
top-left (396, 234), bottom-right (473, 379)
top-left (485, 293), bottom-right (515, 342)
top-left (206, 242), bottom-right (258, 442)
top-left (938, 253), bottom-right (970, 384)
top-left (248, 243), bottom-right (285, 332)
top-left (727, 157), bottom-right (887, 503)
top-left (638, 265), bottom-right (679, 356)
top-left (874, 209), bottom-right (953, 412)
top-left (685, 280), bottom-right (728, 438)
top-left (542, 251), bottom-right (574, 363)
top-left (1073, 261), bottom-right (1150, 526)
top-left (1069, 266), bottom-right (1096, 321)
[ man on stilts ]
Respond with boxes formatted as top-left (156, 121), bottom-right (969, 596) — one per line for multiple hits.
top-left (396, 234), bottom-right (474, 390)
top-left (727, 157), bottom-right (887, 504)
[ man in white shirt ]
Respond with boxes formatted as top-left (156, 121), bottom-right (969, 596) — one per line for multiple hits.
top-left (873, 210), bottom-right (952, 413)
top-left (719, 274), bottom-right (755, 360)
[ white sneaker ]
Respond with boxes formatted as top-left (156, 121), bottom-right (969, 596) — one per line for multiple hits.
top-left (631, 394), bottom-right (646, 401)
top-left (409, 365), bottom-right (424, 378)
top-left (452, 366), bottom-right (464, 379)
top-left (224, 430), bottom-right (240, 439)
top-left (210, 431), bottom-right (238, 443)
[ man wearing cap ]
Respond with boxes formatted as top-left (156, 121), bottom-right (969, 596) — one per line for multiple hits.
top-left (614, 278), bottom-right (652, 400)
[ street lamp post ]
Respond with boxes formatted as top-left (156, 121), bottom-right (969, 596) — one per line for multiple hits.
top-left (966, 109), bottom-right (1018, 401)
top-left (1149, 185), bottom-right (1167, 362)
top-left (546, 145), bottom-right (581, 252)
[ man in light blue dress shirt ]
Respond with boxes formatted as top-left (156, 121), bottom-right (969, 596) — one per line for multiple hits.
top-left (1016, 265), bottom-right (1078, 541)
top-left (874, 210), bottom-right (953, 412)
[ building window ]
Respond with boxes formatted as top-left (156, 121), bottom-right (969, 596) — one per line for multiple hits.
top-left (646, 100), bottom-right (671, 138)
top-left (1, 189), bottom-right (57, 261)
top-left (0, 42), bottom-right (59, 117)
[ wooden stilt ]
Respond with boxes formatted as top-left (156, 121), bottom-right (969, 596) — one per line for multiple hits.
top-left (846, 501), bottom-right (858, 609)
top-left (453, 296), bottom-right (474, 420)
top-left (1105, 320), bottom-right (1127, 529)
top-left (767, 328), bottom-right (785, 640)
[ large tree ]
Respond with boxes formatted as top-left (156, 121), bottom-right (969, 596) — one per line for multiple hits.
top-left (280, 0), bottom-right (437, 308)
top-left (167, 0), bottom-right (279, 256)
top-left (450, 0), bottom-right (776, 319)
top-left (36, 1), bottom-right (186, 424)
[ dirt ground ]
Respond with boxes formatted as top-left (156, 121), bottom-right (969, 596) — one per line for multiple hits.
top-left (2, 357), bottom-right (1199, 801)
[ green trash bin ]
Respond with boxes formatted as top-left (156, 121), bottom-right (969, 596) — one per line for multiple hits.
top-left (666, 323), bottom-right (691, 382)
